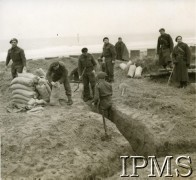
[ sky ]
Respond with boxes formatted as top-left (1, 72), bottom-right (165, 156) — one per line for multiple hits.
top-left (0, 0), bottom-right (195, 40)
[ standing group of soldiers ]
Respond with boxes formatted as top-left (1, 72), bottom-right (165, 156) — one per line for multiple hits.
top-left (157, 28), bottom-right (191, 88)
top-left (5, 30), bottom-right (192, 115)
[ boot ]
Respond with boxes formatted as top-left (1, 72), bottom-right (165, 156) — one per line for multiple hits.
top-left (67, 96), bottom-right (73, 105)
top-left (178, 82), bottom-right (183, 88)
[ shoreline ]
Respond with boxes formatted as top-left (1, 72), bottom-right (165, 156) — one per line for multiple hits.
top-left (0, 40), bottom-right (195, 62)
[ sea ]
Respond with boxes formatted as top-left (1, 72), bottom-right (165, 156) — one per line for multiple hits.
top-left (0, 34), bottom-right (195, 61)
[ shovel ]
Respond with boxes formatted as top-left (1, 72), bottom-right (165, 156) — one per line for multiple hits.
top-left (100, 109), bottom-right (111, 141)
top-left (167, 65), bottom-right (175, 86)
top-left (73, 67), bottom-right (86, 92)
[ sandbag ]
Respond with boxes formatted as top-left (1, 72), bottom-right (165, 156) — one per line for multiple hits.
top-left (134, 66), bottom-right (143, 78)
top-left (35, 68), bottom-right (46, 78)
top-left (49, 82), bottom-right (60, 106)
top-left (119, 63), bottom-right (127, 70)
top-left (12, 89), bottom-right (37, 98)
top-left (12, 98), bottom-right (28, 105)
top-left (18, 72), bottom-right (36, 79)
top-left (127, 64), bottom-right (136, 78)
top-left (10, 84), bottom-right (35, 91)
top-left (11, 76), bottom-right (38, 87)
top-left (36, 84), bottom-right (50, 102)
top-left (12, 94), bottom-right (31, 102)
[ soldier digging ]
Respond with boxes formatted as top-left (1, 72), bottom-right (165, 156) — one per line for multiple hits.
top-left (78, 48), bottom-right (97, 102)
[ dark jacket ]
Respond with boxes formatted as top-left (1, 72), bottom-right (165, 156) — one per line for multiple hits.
top-left (115, 41), bottom-right (129, 60)
top-left (172, 42), bottom-right (191, 82)
top-left (46, 62), bottom-right (68, 83)
top-left (101, 43), bottom-right (116, 61)
top-left (6, 46), bottom-right (26, 66)
top-left (157, 33), bottom-right (174, 54)
top-left (78, 53), bottom-right (97, 75)
top-left (94, 79), bottom-right (112, 110)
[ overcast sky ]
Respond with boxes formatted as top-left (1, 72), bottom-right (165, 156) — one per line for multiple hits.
top-left (0, 0), bottom-right (195, 39)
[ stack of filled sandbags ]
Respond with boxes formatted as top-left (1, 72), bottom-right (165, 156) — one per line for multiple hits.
top-left (10, 73), bottom-right (39, 106)
top-left (36, 77), bottom-right (51, 102)
top-left (127, 64), bottom-right (143, 78)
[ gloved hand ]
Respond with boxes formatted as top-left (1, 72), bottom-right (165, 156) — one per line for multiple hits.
top-left (112, 60), bottom-right (115, 64)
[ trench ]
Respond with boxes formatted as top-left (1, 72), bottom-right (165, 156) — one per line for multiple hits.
top-left (89, 103), bottom-right (196, 158)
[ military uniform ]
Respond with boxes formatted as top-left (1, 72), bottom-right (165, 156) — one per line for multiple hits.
top-left (6, 46), bottom-right (26, 78)
top-left (78, 53), bottom-right (97, 101)
top-left (46, 61), bottom-right (72, 101)
top-left (172, 42), bottom-right (191, 88)
top-left (115, 41), bottom-right (129, 61)
top-left (93, 73), bottom-right (113, 119)
top-left (101, 43), bottom-right (116, 82)
top-left (157, 34), bottom-right (174, 68)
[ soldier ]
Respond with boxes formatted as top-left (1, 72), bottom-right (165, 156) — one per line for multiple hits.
top-left (115, 37), bottom-right (129, 61)
top-left (93, 72), bottom-right (113, 119)
top-left (78, 48), bottom-right (97, 102)
top-left (100, 37), bottom-right (116, 82)
top-left (46, 61), bottom-right (73, 105)
top-left (157, 28), bottom-right (174, 69)
top-left (5, 38), bottom-right (27, 78)
top-left (172, 36), bottom-right (191, 88)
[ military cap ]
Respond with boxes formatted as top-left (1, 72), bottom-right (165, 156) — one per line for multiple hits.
top-left (10, 38), bottom-right (18, 44)
top-left (159, 28), bottom-right (165, 32)
top-left (175, 36), bottom-right (182, 42)
top-left (103, 37), bottom-right (109, 42)
top-left (81, 47), bottom-right (88, 53)
top-left (97, 72), bottom-right (107, 79)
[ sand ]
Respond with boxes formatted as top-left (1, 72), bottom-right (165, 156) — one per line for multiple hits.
top-left (0, 57), bottom-right (195, 179)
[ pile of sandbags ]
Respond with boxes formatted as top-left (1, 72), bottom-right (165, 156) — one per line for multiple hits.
top-left (127, 64), bottom-right (143, 78)
top-left (119, 60), bottom-right (143, 78)
top-left (10, 73), bottom-right (39, 106)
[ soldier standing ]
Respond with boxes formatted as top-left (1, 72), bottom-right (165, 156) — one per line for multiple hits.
top-left (46, 61), bottom-right (73, 105)
top-left (5, 38), bottom-right (27, 78)
top-left (100, 37), bottom-right (116, 82)
top-left (172, 36), bottom-right (191, 88)
top-left (115, 37), bottom-right (129, 61)
top-left (157, 28), bottom-right (174, 69)
top-left (78, 48), bottom-right (97, 102)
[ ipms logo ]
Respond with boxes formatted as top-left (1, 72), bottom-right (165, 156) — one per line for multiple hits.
top-left (120, 156), bottom-right (192, 178)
